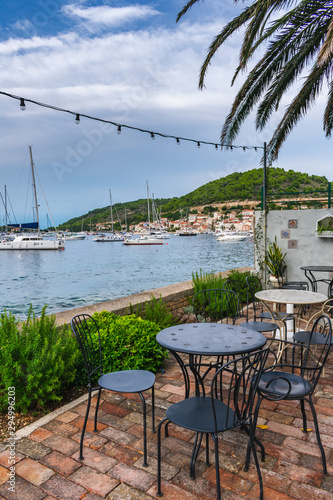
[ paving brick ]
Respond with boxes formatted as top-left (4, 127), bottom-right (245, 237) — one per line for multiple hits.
top-left (99, 392), bottom-right (125, 404)
top-left (106, 483), bottom-right (154, 499)
top-left (108, 463), bottom-right (155, 491)
top-left (40, 451), bottom-right (82, 476)
top-left (203, 466), bottom-right (252, 495)
top-left (72, 416), bottom-right (107, 433)
top-left (159, 384), bottom-right (186, 396)
top-left (99, 413), bottom-right (134, 431)
top-left (0, 450), bottom-right (25, 468)
top-left (55, 411), bottom-right (78, 423)
top-left (71, 430), bottom-right (108, 449)
top-left (171, 469), bottom-right (217, 498)
top-left (260, 440), bottom-right (301, 464)
top-left (99, 427), bottom-right (135, 446)
top-left (29, 429), bottom-right (53, 443)
top-left (69, 465), bottom-right (118, 497)
top-left (100, 402), bottom-right (130, 418)
top-left (147, 480), bottom-right (206, 499)
top-left (0, 475), bottom-right (46, 500)
top-left (134, 456), bottom-right (178, 481)
top-left (42, 474), bottom-right (87, 500)
top-left (42, 421), bottom-right (78, 437)
top-left (15, 439), bottom-right (51, 460)
top-left (289, 481), bottom-right (333, 500)
top-left (273, 461), bottom-right (323, 488)
top-left (44, 434), bottom-right (79, 455)
top-left (15, 458), bottom-right (54, 486)
top-left (71, 447), bottom-right (117, 473)
top-left (100, 441), bottom-right (141, 465)
top-left (283, 436), bottom-right (323, 458)
top-left (265, 421), bottom-right (305, 439)
top-left (246, 482), bottom-right (299, 500)
top-left (0, 467), bottom-right (8, 486)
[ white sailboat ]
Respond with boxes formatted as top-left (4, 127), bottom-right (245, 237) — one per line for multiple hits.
top-left (0, 147), bottom-right (65, 251)
top-left (93, 190), bottom-right (124, 242)
top-left (123, 182), bottom-right (163, 245)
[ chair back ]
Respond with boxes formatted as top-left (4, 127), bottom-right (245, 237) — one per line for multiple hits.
top-left (210, 348), bottom-right (270, 432)
top-left (192, 288), bottom-right (239, 324)
top-left (224, 279), bottom-right (249, 320)
top-left (300, 314), bottom-right (332, 389)
top-left (71, 314), bottom-right (103, 384)
top-left (246, 275), bottom-right (264, 320)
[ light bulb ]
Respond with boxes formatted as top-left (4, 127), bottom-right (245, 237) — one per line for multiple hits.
top-left (197, 141), bottom-right (200, 148)
top-left (117, 125), bottom-right (121, 134)
top-left (20, 98), bottom-right (26, 111)
top-left (150, 132), bottom-right (155, 140)
top-left (75, 114), bottom-right (80, 124)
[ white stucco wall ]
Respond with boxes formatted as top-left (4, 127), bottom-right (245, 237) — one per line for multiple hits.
top-left (255, 208), bottom-right (333, 294)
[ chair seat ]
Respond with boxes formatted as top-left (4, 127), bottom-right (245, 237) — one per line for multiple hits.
top-left (166, 396), bottom-right (237, 434)
top-left (258, 370), bottom-right (312, 399)
top-left (240, 321), bottom-right (278, 333)
top-left (99, 370), bottom-right (155, 393)
top-left (294, 331), bottom-right (333, 345)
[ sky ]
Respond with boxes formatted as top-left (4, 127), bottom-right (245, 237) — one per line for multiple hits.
top-left (0, 0), bottom-right (332, 227)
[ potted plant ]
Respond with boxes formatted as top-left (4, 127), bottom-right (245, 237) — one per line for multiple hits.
top-left (264, 237), bottom-right (287, 287)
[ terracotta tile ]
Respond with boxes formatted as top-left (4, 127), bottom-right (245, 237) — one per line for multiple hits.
top-left (56, 411), bottom-right (78, 423)
top-left (15, 457), bottom-right (54, 486)
top-left (44, 434), bottom-right (79, 455)
top-left (71, 431), bottom-right (108, 449)
top-left (70, 465), bottom-right (119, 497)
top-left (71, 447), bottom-right (117, 473)
top-left (40, 451), bottom-right (82, 476)
top-left (0, 450), bottom-right (25, 467)
top-left (29, 428), bottom-right (53, 442)
top-left (108, 463), bottom-right (155, 491)
top-left (72, 416), bottom-right (107, 433)
top-left (100, 441), bottom-right (141, 465)
top-left (100, 402), bottom-right (130, 418)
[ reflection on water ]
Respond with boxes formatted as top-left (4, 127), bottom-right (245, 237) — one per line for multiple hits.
top-left (1, 234), bottom-right (254, 319)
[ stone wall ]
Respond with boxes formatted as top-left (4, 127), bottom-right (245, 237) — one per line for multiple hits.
top-left (54, 266), bottom-right (253, 326)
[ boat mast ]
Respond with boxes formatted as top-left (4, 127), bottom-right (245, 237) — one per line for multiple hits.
top-left (4, 185), bottom-right (7, 233)
top-left (29, 146), bottom-right (40, 233)
top-left (146, 181), bottom-right (151, 235)
top-left (109, 189), bottom-right (114, 232)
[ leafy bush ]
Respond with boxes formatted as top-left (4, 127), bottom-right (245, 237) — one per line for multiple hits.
top-left (192, 269), bottom-right (227, 293)
top-left (130, 294), bottom-right (178, 329)
top-left (0, 306), bottom-right (79, 413)
top-left (75, 312), bottom-right (168, 385)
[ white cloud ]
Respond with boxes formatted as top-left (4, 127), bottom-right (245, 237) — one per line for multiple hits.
top-left (0, 33), bottom-right (77, 55)
top-left (61, 3), bottom-right (160, 29)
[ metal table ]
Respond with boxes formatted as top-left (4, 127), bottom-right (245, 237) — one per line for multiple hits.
top-left (300, 266), bottom-right (333, 295)
top-left (255, 289), bottom-right (327, 360)
top-left (157, 323), bottom-right (267, 397)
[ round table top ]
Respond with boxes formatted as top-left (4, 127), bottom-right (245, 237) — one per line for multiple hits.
top-left (300, 266), bottom-right (333, 272)
top-left (156, 323), bottom-right (266, 356)
top-left (255, 289), bottom-right (327, 305)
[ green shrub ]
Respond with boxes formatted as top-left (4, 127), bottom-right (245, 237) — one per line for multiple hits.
top-left (130, 294), bottom-right (178, 329)
top-left (75, 312), bottom-right (168, 385)
top-left (0, 306), bottom-right (79, 413)
top-left (192, 269), bottom-right (227, 293)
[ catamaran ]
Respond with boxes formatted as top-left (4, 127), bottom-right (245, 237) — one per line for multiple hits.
top-left (0, 147), bottom-right (65, 250)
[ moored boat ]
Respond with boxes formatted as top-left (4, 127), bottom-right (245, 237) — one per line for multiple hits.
top-left (0, 234), bottom-right (65, 250)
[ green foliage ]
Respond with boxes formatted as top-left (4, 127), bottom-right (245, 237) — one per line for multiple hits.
top-left (264, 237), bottom-right (287, 277)
top-left (0, 306), bottom-right (79, 413)
top-left (192, 269), bottom-right (227, 293)
top-left (130, 295), bottom-right (178, 329)
top-left (76, 312), bottom-right (167, 385)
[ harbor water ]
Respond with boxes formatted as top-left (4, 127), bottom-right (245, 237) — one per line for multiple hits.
top-left (1, 234), bottom-right (254, 319)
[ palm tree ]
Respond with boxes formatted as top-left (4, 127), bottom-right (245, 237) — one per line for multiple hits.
top-left (177, 0), bottom-right (333, 163)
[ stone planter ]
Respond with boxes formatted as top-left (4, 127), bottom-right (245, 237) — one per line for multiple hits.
top-left (269, 275), bottom-right (286, 288)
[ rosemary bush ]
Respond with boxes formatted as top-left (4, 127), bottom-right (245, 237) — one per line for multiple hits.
top-left (130, 294), bottom-right (178, 329)
top-left (0, 306), bottom-right (79, 413)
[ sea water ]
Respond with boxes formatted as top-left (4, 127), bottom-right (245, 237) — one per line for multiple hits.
top-left (1, 234), bottom-right (254, 319)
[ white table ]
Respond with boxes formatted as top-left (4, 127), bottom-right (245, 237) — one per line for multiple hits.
top-left (255, 289), bottom-right (327, 360)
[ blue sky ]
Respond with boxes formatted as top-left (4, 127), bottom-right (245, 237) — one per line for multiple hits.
top-left (0, 0), bottom-right (332, 226)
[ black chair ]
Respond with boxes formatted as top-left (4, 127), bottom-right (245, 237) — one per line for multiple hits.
top-left (246, 275), bottom-right (295, 335)
top-left (71, 314), bottom-right (155, 465)
top-left (192, 288), bottom-right (239, 324)
top-left (223, 279), bottom-right (249, 320)
top-left (250, 314), bottom-right (332, 475)
top-left (157, 348), bottom-right (270, 500)
top-left (271, 262), bottom-right (308, 291)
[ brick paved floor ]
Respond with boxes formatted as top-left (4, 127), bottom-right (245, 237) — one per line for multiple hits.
top-left (1, 319), bottom-right (333, 499)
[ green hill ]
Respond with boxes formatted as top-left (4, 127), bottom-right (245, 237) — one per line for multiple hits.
top-left (58, 167), bottom-right (329, 231)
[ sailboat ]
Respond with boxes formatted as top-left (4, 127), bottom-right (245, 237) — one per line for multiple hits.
top-left (93, 190), bottom-right (124, 242)
top-left (123, 182), bottom-right (163, 245)
top-left (0, 147), bottom-right (65, 251)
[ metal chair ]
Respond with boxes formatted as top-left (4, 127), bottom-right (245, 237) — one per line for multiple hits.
top-left (71, 314), bottom-right (155, 465)
top-left (157, 348), bottom-right (270, 500)
top-left (246, 275), bottom-right (295, 336)
top-left (250, 314), bottom-right (332, 475)
top-left (223, 279), bottom-right (249, 320)
top-left (192, 288), bottom-right (239, 324)
top-left (271, 262), bottom-right (308, 291)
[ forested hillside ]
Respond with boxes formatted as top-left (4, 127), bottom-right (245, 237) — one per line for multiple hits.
top-left (58, 167), bottom-right (329, 230)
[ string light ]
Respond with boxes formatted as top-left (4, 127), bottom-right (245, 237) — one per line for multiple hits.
top-left (0, 91), bottom-right (264, 152)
